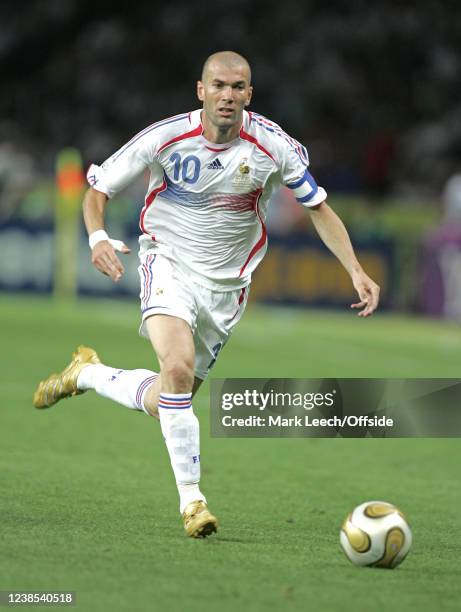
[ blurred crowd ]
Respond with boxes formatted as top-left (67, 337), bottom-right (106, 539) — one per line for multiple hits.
top-left (1, 0), bottom-right (461, 221)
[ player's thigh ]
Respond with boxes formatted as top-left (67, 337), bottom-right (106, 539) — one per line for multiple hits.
top-left (194, 286), bottom-right (249, 379)
top-left (145, 314), bottom-right (195, 369)
top-left (139, 251), bottom-right (198, 369)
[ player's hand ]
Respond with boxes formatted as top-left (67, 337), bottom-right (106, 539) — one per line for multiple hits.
top-left (350, 269), bottom-right (380, 317)
top-left (91, 240), bottom-right (131, 282)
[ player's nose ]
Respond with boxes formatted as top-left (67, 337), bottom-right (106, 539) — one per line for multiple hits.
top-left (221, 86), bottom-right (234, 101)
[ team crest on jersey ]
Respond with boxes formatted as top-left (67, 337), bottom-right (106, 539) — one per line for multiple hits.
top-left (233, 158), bottom-right (252, 189)
top-left (239, 159), bottom-right (250, 174)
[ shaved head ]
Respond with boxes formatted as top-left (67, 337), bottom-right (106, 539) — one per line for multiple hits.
top-left (201, 51), bottom-right (251, 84)
top-left (197, 50), bottom-right (253, 144)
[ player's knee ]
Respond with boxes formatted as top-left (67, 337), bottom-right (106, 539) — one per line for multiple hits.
top-left (161, 360), bottom-right (194, 392)
top-left (143, 391), bottom-right (159, 419)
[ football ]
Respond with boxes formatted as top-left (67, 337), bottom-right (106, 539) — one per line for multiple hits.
top-left (340, 501), bottom-right (412, 568)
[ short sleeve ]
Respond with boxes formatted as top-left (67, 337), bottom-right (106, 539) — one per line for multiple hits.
top-left (280, 140), bottom-right (327, 208)
top-left (86, 129), bottom-right (154, 198)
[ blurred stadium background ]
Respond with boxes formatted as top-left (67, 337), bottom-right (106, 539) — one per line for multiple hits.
top-left (2, 3), bottom-right (461, 611)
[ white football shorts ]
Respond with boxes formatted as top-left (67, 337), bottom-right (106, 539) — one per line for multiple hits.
top-left (138, 251), bottom-right (249, 379)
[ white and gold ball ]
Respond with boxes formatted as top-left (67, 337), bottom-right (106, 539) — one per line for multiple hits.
top-left (340, 501), bottom-right (412, 568)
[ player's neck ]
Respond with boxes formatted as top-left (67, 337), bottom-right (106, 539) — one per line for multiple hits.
top-left (201, 113), bottom-right (241, 144)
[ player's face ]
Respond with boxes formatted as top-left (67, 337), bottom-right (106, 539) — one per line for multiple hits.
top-left (197, 62), bottom-right (252, 134)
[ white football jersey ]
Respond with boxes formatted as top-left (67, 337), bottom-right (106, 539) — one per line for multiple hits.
top-left (87, 109), bottom-right (327, 290)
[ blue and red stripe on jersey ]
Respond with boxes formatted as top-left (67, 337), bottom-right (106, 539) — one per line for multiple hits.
top-left (161, 173), bottom-right (261, 212)
top-left (140, 254), bottom-right (157, 309)
top-left (112, 113), bottom-right (189, 162)
top-left (249, 112), bottom-right (309, 165)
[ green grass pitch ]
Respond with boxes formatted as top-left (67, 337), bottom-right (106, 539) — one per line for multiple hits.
top-left (1, 294), bottom-right (460, 611)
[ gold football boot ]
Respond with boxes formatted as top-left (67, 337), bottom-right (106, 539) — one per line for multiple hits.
top-left (33, 345), bottom-right (101, 409)
top-left (182, 500), bottom-right (218, 538)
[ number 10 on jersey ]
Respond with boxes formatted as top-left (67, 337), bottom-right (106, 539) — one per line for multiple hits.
top-left (169, 153), bottom-right (201, 184)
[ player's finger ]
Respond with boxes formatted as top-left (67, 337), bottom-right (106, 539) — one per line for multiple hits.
top-left (358, 305), bottom-right (371, 317)
top-left (104, 257), bottom-right (124, 282)
top-left (98, 252), bottom-right (124, 282)
top-left (94, 257), bottom-right (113, 278)
top-left (109, 239), bottom-right (131, 254)
top-left (358, 295), bottom-right (378, 317)
top-left (94, 261), bottom-right (109, 277)
top-left (351, 301), bottom-right (366, 309)
top-left (108, 253), bottom-right (124, 275)
top-left (102, 248), bottom-right (124, 272)
top-left (363, 287), bottom-right (379, 315)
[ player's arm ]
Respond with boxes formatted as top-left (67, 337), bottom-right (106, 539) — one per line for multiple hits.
top-left (83, 126), bottom-right (154, 281)
top-left (82, 187), bottom-right (130, 283)
top-left (274, 127), bottom-right (379, 316)
top-left (308, 201), bottom-right (380, 317)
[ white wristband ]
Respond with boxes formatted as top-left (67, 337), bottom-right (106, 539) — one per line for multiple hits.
top-left (89, 230), bottom-right (109, 249)
top-left (89, 230), bottom-right (128, 253)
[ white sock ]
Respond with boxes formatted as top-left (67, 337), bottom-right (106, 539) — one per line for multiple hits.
top-left (178, 484), bottom-right (205, 513)
top-left (158, 392), bottom-right (206, 513)
top-left (77, 364), bottom-right (157, 414)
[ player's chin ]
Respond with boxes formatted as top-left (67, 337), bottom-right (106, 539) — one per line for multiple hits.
top-left (215, 115), bottom-right (237, 126)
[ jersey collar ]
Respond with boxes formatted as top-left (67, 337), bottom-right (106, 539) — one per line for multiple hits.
top-left (190, 108), bottom-right (251, 139)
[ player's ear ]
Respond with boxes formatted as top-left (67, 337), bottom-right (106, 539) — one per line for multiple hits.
top-left (245, 85), bottom-right (253, 107)
top-left (197, 80), bottom-right (205, 102)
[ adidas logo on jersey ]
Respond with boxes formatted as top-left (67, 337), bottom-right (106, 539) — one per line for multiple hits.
top-left (207, 158), bottom-right (224, 170)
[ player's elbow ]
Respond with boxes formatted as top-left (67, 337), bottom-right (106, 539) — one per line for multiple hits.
top-left (83, 187), bottom-right (108, 211)
top-left (88, 186), bottom-right (109, 202)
